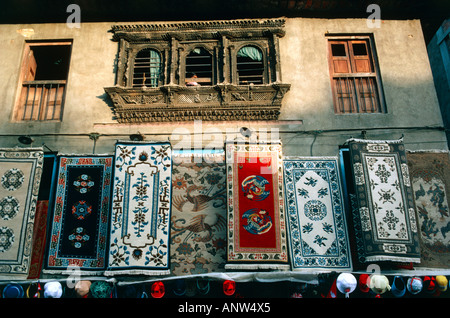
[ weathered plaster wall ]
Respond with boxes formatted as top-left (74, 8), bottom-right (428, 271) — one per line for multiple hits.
top-left (0, 18), bottom-right (446, 156)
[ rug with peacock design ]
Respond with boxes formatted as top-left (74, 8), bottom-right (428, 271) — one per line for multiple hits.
top-left (407, 150), bottom-right (450, 268)
top-left (225, 141), bottom-right (288, 268)
top-left (105, 141), bottom-right (172, 276)
top-left (170, 151), bottom-right (227, 275)
top-left (348, 138), bottom-right (421, 264)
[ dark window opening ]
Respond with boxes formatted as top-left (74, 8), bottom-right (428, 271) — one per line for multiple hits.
top-left (31, 45), bottom-right (71, 81)
top-left (352, 43), bottom-right (368, 56)
top-left (15, 42), bottom-right (72, 121)
top-left (331, 44), bottom-right (347, 57)
top-left (185, 48), bottom-right (213, 86)
top-left (237, 46), bottom-right (264, 85)
top-left (133, 48), bottom-right (161, 88)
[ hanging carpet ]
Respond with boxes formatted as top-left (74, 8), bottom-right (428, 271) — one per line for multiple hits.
top-left (105, 141), bottom-right (172, 276)
top-left (348, 138), bottom-right (421, 263)
top-left (283, 157), bottom-right (352, 271)
top-left (0, 147), bottom-right (43, 279)
top-left (28, 155), bottom-right (57, 279)
top-left (27, 200), bottom-right (49, 279)
top-left (44, 155), bottom-right (113, 274)
top-left (170, 151), bottom-right (227, 275)
top-left (407, 150), bottom-right (450, 268)
top-left (225, 141), bottom-right (288, 269)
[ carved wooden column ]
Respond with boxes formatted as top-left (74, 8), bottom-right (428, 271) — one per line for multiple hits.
top-left (169, 35), bottom-right (179, 85)
top-left (220, 34), bottom-right (229, 84)
top-left (271, 32), bottom-right (283, 83)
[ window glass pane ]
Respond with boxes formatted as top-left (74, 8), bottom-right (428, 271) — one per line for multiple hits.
top-left (133, 49), bottom-right (161, 87)
top-left (237, 46), bottom-right (264, 84)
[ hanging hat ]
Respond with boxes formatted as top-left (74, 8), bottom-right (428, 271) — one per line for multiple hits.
top-left (369, 275), bottom-right (391, 295)
top-left (26, 282), bottom-right (42, 298)
top-left (150, 281), bottom-right (165, 299)
top-left (391, 276), bottom-right (406, 298)
top-left (2, 283), bottom-right (24, 298)
top-left (140, 284), bottom-right (148, 298)
top-left (223, 280), bottom-right (236, 296)
top-left (407, 277), bottom-right (423, 295)
top-left (336, 273), bottom-right (357, 298)
top-left (358, 274), bottom-right (371, 293)
top-left (196, 279), bottom-right (210, 296)
top-left (325, 279), bottom-right (337, 298)
top-left (44, 281), bottom-right (63, 298)
top-left (75, 280), bottom-right (91, 298)
top-left (173, 279), bottom-right (186, 297)
top-left (90, 281), bottom-right (112, 298)
top-left (436, 276), bottom-right (448, 292)
top-left (423, 276), bottom-right (436, 294)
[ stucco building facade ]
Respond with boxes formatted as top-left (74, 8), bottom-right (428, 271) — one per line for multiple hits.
top-left (0, 3), bottom-right (449, 298)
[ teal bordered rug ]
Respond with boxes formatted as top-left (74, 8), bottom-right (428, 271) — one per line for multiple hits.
top-left (0, 147), bottom-right (43, 279)
top-left (283, 157), bottom-right (352, 271)
top-left (43, 155), bottom-right (113, 275)
top-left (348, 138), bottom-right (421, 264)
top-left (105, 141), bottom-right (172, 276)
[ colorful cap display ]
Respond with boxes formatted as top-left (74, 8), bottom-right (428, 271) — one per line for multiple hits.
top-left (151, 281), bottom-right (165, 298)
top-left (436, 276), bottom-right (448, 292)
top-left (336, 273), bottom-right (357, 297)
top-left (391, 276), bottom-right (406, 298)
top-left (407, 277), bottom-right (423, 295)
top-left (358, 274), bottom-right (370, 293)
top-left (423, 276), bottom-right (436, 294)
top-left (369, 275), bottom-right (391, 295)
top-left (90, 281), bottom-right (113, 298)
top-left (75, 280), bottom-right (91, 298)
top-left (44, 281), bottom-right (63, 298)
top-left (2, 283), bottom-right (24, 298)
top-left (223, 280), bottom-right (236, 296)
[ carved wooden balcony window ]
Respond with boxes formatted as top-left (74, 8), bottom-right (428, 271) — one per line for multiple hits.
top-left (104, 19), bottom-right (291, 123)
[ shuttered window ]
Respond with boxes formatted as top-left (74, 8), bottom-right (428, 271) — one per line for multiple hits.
top-left (14, 41), bottom-right (72, 121)
top-left (328, 38), bottom-right (385, 114)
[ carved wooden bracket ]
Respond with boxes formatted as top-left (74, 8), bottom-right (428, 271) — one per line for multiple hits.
top-left (104, 83), bottom-right (290, 122)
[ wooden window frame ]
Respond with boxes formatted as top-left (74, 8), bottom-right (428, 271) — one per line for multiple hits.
top-left (236, 44), bottom-right (267, 85)
top-left (13, 40), bottom-right (72, 122)
top-left (327, 35), bottom-right (386, 114)
top-left (183, 45), bottom-right (216, 86)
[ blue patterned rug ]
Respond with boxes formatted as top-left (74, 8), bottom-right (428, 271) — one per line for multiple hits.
top-left (283, 157), bottom-right (352, 271)
top-left (0, 147), bottom-right (44, 279)
top-left (105, 141), bottom-right (172, 276)
top-left (44, 155), bottom-right (113, 274)
top-left (348, 138), bottom-right (421, 264)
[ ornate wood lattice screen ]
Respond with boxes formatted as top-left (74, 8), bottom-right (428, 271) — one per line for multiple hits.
top-left (104, 19), bottom-right (291, 123)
